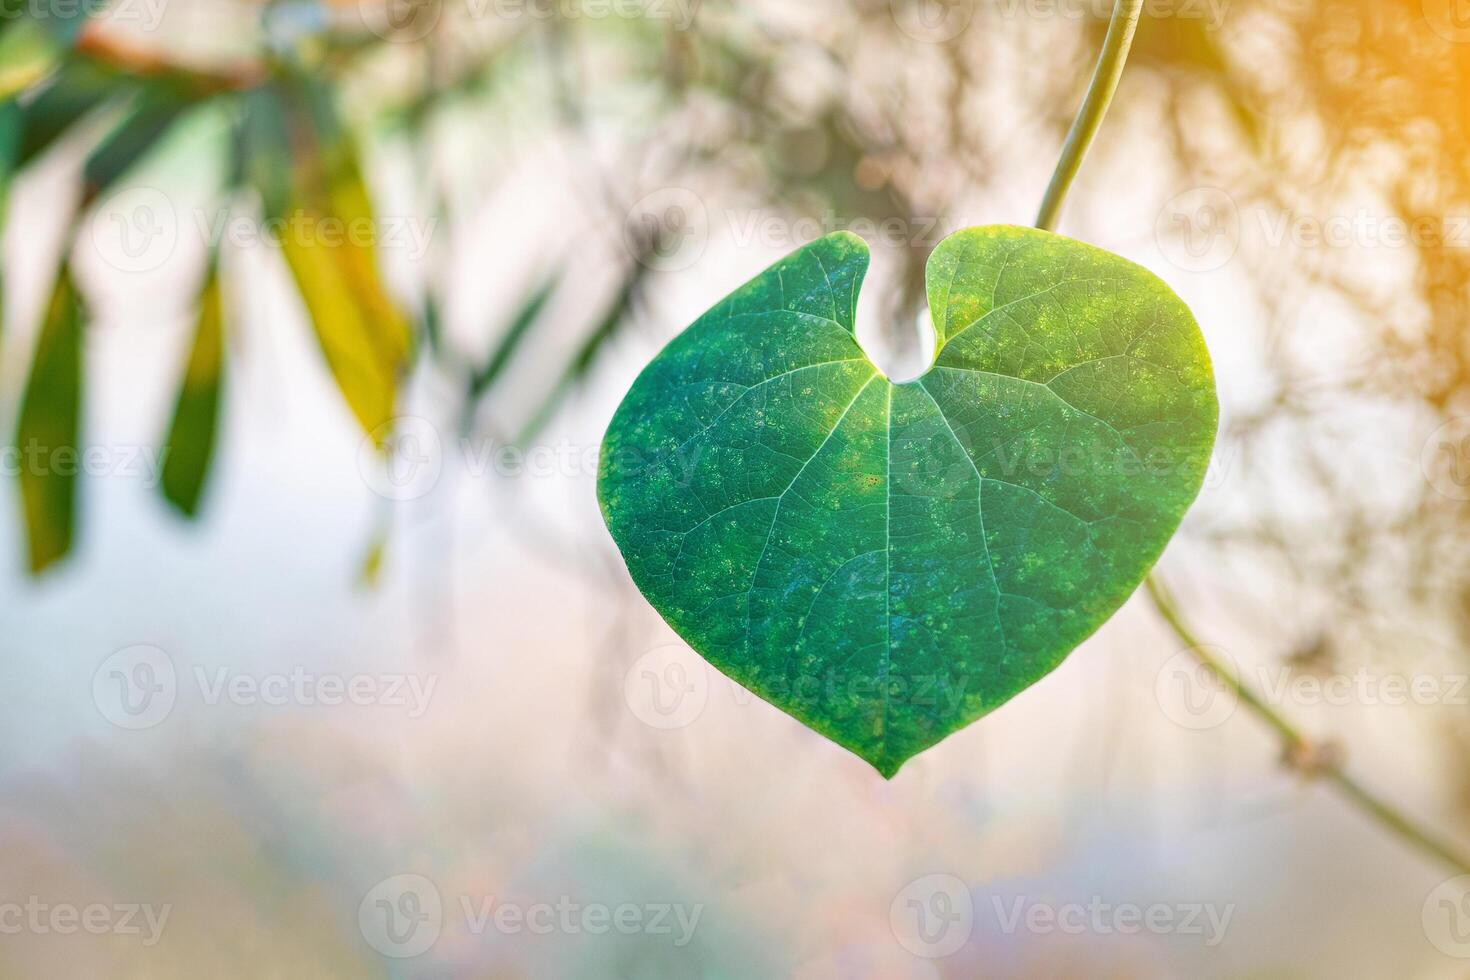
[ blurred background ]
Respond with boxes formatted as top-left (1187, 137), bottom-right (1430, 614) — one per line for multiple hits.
top-left (3, 0), bottom-right (1470, 976)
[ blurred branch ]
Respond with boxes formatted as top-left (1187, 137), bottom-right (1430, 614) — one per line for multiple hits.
top-left (74, 23), bottom-right (267, 93)
top-left (1146, 575), bottom-right (1470, 875)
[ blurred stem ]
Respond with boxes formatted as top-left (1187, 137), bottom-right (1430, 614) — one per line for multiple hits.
top-left (1146, 575), bottom-right (1470, 875)
top-left (1035, 0), bottom-right (1143, 232)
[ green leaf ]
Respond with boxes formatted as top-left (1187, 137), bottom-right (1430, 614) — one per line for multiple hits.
top-left (160, 260), bottom-right (225, 518)
top-left (16, 61), bottom-right (129, 168)
top-left (357, 519), bottom-right (389, 590)
top-left (15, 266), bottom-right (83, 575)
top-left (237, 87), bottom-right (291, 218)
top-left (0, 97), bottom-right (21, 330)
top-left (0, 21), bottom-right (60, 99)
top-left (470, 273), bottom-right (559, 401)
top-left (278, 95), bottom-right (413, 443)
top-left (0, 11), bottom-right (84, 100)
top-left (83, 89), bottom-right (189, 198)
top-left (0, 97), bottom-right (21, 203)
top-left (597, 227), bottom-right (1218, 776)
top-left (517, 269), bottom-right (639, 444)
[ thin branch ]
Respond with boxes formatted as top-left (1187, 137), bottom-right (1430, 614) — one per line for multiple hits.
top-left (1035, 0), bottom-right (1470, 876)
top-left (74, 23), bottom-right (268, 92)
top-left (1035, 0), bottom-right (1144, 232)
top-left (1146, 574), bottom-right (1470, 875)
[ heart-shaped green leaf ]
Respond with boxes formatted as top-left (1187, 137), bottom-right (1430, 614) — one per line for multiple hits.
top-left (598, 226), bottom-right (1218, 776)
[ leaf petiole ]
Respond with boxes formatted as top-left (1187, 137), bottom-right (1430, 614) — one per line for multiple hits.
top-left (1035, 0), bottom-right (1145, 232)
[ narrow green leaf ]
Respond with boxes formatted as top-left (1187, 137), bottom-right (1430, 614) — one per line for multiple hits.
top-left (160, 261), bottom-right (225, 518)
top-left (237, 87), bottom-right (291, 219)
top-left (470, 273), bottom-right (559, 400)
top-left (278, 94), bottom-right (412, 443)
top-left (0, 97), bottom-right (21, 202)
top-left (517, 270), bottom-right (638, 444)
top-left (83, 90), bottom-right (188, 198)
top-left (0, 97), bottom-right (21, 337)
top-left (598, 228), bottom-right (1219, 776)
top-left (16, 61), bottom-right (127, 168)
top-left (15, 266), bottom-right (83, 575)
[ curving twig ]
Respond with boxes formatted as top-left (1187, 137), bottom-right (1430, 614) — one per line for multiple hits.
top-left (1146, 575), bottom-right (1470, 875)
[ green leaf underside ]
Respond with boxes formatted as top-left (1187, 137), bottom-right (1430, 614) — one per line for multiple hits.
top-left (598, 227), bottom-right (1218, 777)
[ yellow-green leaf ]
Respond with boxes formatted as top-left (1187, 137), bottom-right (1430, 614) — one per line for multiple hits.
top-left (160, 262), bottom-right (225, 518)
top-left (280, 137), bottom-right (412, 443)
top-left (0, 19), bottom-right (64, 100)
top-left (15, 266), bottom-right (82, 574)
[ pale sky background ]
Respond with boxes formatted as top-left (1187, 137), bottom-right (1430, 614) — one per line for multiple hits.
top-left (0, 3), bottom-right (1465, 977)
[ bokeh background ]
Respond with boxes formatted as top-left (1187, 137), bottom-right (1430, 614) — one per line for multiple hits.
top-left (4, 0), bottom-right (1470, 976)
